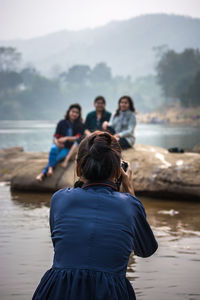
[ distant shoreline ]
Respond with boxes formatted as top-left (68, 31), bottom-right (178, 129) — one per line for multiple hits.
top-left (137, 106), bottom-right (200, 126)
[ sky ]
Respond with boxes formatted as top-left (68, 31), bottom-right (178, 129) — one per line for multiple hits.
top-left (1, 0), bottom-right (200, 40)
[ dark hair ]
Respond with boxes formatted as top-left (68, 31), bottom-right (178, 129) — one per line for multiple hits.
top-left (64, 103), bottom-right (82, 122)
top-left (94, 96), bottom-right (106, 105)
top-left (114, 95), bottom-right (135, 117)
top-left (77, 131), bottom-right (121, 180)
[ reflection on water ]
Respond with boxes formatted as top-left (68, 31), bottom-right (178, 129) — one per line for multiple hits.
top-left (127, 197), bottom-right (200, 300)
top-left (0, 183), bottom-right (200, 300)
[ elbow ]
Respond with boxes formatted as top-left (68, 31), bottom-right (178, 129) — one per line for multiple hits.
top-left (119, 129), bottom-right (132, 138)
top-left (141, 241), bottom-right (158, 258)
top-left (134, 240), bottom-right (158, 258)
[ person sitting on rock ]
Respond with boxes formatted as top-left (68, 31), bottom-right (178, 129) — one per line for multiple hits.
top-left (36, 103), bottom-right (84, 182)
top-left (102, 95), bottom-right (136, 149)
top-left (61, 96), bottom-right (111, 169)
top-left (84, 96), bottom-right (111, 136)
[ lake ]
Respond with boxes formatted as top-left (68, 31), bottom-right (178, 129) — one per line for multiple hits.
top-left (0, 121), bottom-right (200, 299)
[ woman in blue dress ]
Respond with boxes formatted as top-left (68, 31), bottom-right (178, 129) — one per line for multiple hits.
top-left (36, 103), bottom-right (84, 181)
top-left (33, 131), bottom-right (158, 299)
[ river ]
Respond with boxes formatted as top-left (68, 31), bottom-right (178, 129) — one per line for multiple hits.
top-left (0, 121), bottom-right (200, 299)
top-left (0, 120), bottom-right (199, 151)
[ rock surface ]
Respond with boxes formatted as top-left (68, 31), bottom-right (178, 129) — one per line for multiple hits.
top-left (0, 146), bottom-right (200, 199)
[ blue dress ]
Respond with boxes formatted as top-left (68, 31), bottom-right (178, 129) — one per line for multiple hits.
top-left (33, 181), bottom-right (158, 300)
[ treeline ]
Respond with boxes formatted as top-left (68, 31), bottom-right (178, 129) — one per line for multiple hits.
top-left (156, 48), bottom-right (200, 107)
top-left (0, 47), bottom-right (162, 120)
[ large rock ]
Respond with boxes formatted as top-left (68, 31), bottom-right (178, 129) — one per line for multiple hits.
top-left (0, 146), bottom-right (200, 199)
top-left (123, 146), bottom-right (200, 199)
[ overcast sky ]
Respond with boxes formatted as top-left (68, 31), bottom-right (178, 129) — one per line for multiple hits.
top-left (1, 0), bottom-right (200, 40)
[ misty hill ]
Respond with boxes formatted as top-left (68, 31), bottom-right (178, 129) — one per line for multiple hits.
top-left (1, 14), bottom-right (200, 79)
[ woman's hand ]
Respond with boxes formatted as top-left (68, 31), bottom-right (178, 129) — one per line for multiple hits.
top-left (102, 121), bottom-right (108, 130)
top-left (114, 133), bottom-right (120, 138)
top-left (58, 137), bottom-right (68, 143)
top-left (121, 162), bottom-right (135, 196)
top-left (84, 129), bottom-right (91, 136)
top-left (54, 139), bottom-right (65, 149)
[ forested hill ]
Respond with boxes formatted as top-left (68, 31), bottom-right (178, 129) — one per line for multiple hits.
top-left (1, 14), bottom-right (200, 79)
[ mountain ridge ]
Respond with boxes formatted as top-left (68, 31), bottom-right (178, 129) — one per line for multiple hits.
top-left (1, 13), bottom-right (200, 79)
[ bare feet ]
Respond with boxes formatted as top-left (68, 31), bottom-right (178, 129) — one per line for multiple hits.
top-left (47, 166), bottom-right (53, 177)
top-left (36, 173), bottom-right (44, 182)
top-left (61, 160), bottom-right (69, 168)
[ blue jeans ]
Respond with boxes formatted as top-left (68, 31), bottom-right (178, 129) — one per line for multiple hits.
top-left (43, 143), bottom-right (69, 174)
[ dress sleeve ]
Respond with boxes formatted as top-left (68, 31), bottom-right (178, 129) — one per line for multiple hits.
top-left (108, 113), bottom-right (115, 127)
top-left (106, 112), bottom-right (112, 122)
top-left (130, 196), bottom-right (158, 257)
top-left (49, 192), bottom-right (58, 234)
top-left (74, 121), bottom-right (85, 138)
top-left (119, 113), bottom-right (136, 138)
top-left (54, 120), bottom-right (64, 138)
top-left (85, 113), bottom-right (91, 130)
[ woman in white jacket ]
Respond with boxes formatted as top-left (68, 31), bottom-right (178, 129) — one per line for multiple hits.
top-left (103, 95), bottom-right (136, 149)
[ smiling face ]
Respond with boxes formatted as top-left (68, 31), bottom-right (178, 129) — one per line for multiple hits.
top-left (119, 98), bottom-right (130, 112)
top-left (94, 99), bottom-right (105, 113)
top-left (69, 108), bottom-right (80, 122)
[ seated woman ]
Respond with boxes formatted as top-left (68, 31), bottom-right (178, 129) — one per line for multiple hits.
top-left (36, 103), bottom-right (84, 181)
top-left (103, 95), bottom-right (136, 149)
top-left (84, 95), bottom-right (111, 135)
top-left (61, 95), bottom-right (111, 169)
top-left (33, 131), bottom-right (158, 300)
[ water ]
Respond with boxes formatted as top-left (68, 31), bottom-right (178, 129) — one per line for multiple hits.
top-left (0, 183), bottom-right (199, 300)
top-left (0, 120), bottom-right (199, 151)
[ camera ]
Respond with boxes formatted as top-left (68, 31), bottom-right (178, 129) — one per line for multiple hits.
top-left (121, 161), bottom-right (128, 172)
top-left (116, 161), bottom-right (128, 190)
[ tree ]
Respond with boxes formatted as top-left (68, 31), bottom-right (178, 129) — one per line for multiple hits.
top-left (0, 71), bottom-right (22, 92)
top-left (183, 71), bottom-right (200, 107)
top-left (20, 67), bottom-right (38, 87)
top-left (61, 65), bottom-right (91, 84)
top-left (90, 63), bottom-right (112, 83)
top-left (0, 47), bottom-right (21, 72)
top-left (156, 48), bottom-right (200, 106)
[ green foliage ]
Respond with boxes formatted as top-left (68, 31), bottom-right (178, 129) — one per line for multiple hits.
top-left (0, 47), bottom-right (21, 72)
top-left (90, 63), bottom-right (112, 84)
top-left (182, 71), bottom-right (200, 107)
top-left (0, 71), bottom-right (22, 92)
top-left (156, 48), bottom-right (200, 107)
top-left (0, 47), bottom-right (164, 120)
top-left (61, 65), bottom-right (91, 84)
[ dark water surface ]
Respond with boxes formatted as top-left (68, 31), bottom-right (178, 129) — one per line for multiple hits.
top-left (0, 183), bottom-right (200, 300)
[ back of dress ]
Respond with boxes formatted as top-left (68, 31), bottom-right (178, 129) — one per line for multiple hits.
top-left (33, 183), bottom-right (157, 300)
top-left (50, 184), bottom-right (157, 274)
top-left (50, 185), bottom-right (136, 275)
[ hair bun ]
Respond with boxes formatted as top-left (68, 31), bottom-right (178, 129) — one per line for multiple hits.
top-left (88, 133), bottom-right (111, 160)
top-left (77, 131), bottom-right (121, 181)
